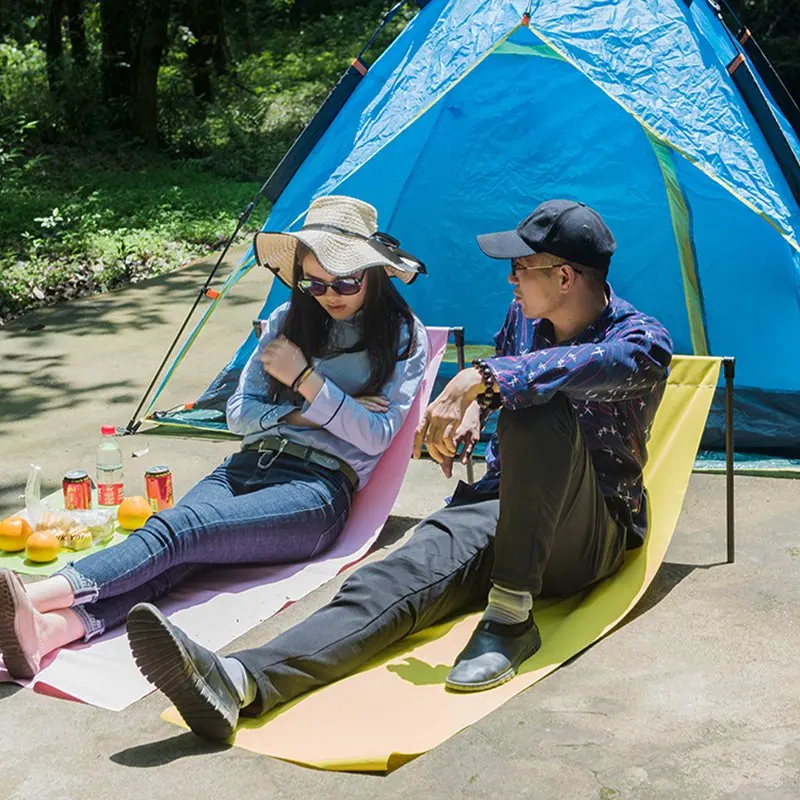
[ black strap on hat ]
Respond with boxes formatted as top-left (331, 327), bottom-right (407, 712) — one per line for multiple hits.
top-left (300, 223), bottom-right (427, 275)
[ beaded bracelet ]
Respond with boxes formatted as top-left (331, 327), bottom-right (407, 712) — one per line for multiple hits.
top-left (291, 364), bottom-right (315, 394)
top-left (471, 358), bottom-right (499, 410)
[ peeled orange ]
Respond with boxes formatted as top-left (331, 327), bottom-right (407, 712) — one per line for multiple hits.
top-left (0, 516), bottom-right (34, 552)
top-left (117, 496), bottom-right (153, 531)
top-left (25, 529), bottom-right (61, 563)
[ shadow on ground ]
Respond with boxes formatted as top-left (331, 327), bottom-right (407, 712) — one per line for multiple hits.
top-left (2, 260), bottom-right (257, 339)
top-left (0, 683), bottom-right (21, 701)
top-left (0, 250), bottom-right (265, 432)
top-left (621, 558), bottom-right (726, 629)
top-left (110, 732), bottom-right (230, 768)
top-left (372, 515), bottom-right (422, 552)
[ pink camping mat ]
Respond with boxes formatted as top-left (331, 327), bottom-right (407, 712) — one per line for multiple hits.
top-left (0, 328), bottom-right (449, 711)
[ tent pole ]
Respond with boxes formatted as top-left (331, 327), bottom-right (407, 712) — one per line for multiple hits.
top-left (450, 326), bottom-right (475, 485)
top-left (723, 357), bottom-right (735, 564)
top-left (127, 0), bottom-right (432, 433)
top-left (124, 190), bottom-right (268, 434)
top-left (262, 0), bottom-right (423, 205)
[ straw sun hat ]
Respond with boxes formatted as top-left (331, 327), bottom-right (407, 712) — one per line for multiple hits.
top-left (253, 196), bottom-right (426, 289)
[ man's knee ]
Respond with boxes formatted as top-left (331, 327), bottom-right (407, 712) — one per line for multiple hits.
top-left (336, 518), bottom-right (452, 605)
top-left (334, 501), bottom-right (496, 606)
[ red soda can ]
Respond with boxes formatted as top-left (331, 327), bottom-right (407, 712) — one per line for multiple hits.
top-left (63, 470), bottom-right (92, 510)
top-left (145, 466), bottom-right (174, 512)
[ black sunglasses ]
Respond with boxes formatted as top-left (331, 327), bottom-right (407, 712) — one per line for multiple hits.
top-left (297, 275), bottom-right (365, 297)
top-left (510, 258), bottom-right (583, 276)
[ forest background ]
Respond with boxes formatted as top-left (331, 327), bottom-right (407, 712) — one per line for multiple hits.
top-left (1, 0), bottom-right (797, 323)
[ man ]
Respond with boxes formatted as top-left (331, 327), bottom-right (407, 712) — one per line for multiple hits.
top-left (126, 199), bottom-right (673, 741)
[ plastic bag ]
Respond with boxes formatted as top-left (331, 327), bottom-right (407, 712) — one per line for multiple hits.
top-left (69, 508), bottom-right (115, 545)
top-left (24, 464), bottom-right (44, 530)
top-left (20, 464), bottom-right (115, 549)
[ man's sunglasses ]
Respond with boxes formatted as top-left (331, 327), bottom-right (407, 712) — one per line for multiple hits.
top-left (510, 258), bottom-right (582, 275)
top-left (297, 275), bottom-right (365, 297)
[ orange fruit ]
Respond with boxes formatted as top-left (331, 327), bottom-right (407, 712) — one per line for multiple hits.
top-left (117, 495), bottom-right (153, 531)
top-left (0, 516), bottom-right (34, 552)
top-left (25, 529), bottom-right (61, 562)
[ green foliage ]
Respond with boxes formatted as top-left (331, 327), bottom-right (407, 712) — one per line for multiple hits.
top-left (0, 0), bottom-right (409, 322)
top-left (155, 4), bottom-right (411, 179)
top-left (727, 1), bottom-right (800, 99)
top-left (0, 39), bottom-right (52, 138)
top-left (0, 152), bottom-right (261, 322)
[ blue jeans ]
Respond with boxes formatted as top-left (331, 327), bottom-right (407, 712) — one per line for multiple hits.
top-left (58, 451), bottom-right (353, 640)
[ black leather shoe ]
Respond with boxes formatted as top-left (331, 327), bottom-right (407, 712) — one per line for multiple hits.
top-left (445, 614), bottom-right (541, 692)
top-left (127, 603), bottom-right (241, 741)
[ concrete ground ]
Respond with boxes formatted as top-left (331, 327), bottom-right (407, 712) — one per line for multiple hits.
top-left (1, 252), bottom-right (799, 799)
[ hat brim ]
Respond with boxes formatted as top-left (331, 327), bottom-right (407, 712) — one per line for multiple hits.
top-left (476, 229), bottom-right (537, 260)
top-left (253, 230), bottom-right (421, 289)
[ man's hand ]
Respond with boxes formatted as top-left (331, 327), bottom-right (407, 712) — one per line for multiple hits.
top-left (261, 336), bottom-right (308, 387)
top-left (413, 367), bottom-right (485, 467)
top-left (435, 400), bottom-right (482, 478)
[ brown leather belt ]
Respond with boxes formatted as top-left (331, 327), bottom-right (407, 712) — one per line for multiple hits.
top-left (243, 436), bottom-right (359, 492)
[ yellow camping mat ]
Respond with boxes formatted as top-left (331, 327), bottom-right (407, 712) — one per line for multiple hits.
top-left (163, 355), bottom-right (721, 772)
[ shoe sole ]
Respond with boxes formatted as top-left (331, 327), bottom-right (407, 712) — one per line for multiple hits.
top-left (0, 571), bottom-right (37, 680)
top-left (445, 665), bottom-right (516, 693)
top-left (444, 636), bottom-right (542, 694)
top-left (127, 604), bottom-right (236, 742)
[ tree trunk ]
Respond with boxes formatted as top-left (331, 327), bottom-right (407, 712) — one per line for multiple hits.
top-left (100, 0), bottom-right (134, 124)
top-left (289, 0), bottom-right (334, 25)
top-left (46, 0), bottom-right (64, 92)
top-left (131, 0), bottom-right (170, 148)
top-left (240, 0), bottom-right (253, 55)
top-left (184, 0), bottom-right (227, 103)
top-left (66, 0), bottom-right (88, 67)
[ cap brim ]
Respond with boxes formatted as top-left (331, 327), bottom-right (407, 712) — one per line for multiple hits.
top-left (476, 229), bottom-right (537, 260)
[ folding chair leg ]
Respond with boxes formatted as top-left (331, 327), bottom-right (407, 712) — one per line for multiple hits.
top-left (450, 326), bottom-right (475, 485)
top-left (724, 358), bottom-right (736, 564)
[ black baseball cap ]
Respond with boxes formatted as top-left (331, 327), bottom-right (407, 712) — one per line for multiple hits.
top-left (477, 199), bottom-right (616, 271)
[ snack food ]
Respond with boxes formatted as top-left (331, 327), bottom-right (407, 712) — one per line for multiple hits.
top-left (36, 510), bottom-right (75, 534)
top-left (70, 508), bottom-right (115, 544)
top-left (58, 525), bottom-right (93, 551)
top-left (30, 508), bottom-right (114, 550)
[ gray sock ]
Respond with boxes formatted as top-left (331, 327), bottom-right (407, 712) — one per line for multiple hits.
top-left (481, 583), bottom-right (533, 626)
top-left (221, 656), bottom-right (258, 707)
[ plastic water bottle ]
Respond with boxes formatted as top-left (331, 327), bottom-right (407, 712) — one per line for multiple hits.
top-left (96, 425), bottom-right (124, 506)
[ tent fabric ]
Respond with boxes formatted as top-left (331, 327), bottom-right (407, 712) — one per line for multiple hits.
top-left (146, 0), bottom-right (800, 452)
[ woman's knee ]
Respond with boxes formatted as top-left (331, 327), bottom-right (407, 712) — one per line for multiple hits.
top-left (127, 507), bottom-right (192, 551)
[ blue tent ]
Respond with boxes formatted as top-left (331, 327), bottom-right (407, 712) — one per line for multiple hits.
top-left (136, 0), bottom-right (800, 452)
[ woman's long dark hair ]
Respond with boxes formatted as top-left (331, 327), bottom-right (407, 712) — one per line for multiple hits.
top-left (273, 243), bottom-right (417, 400)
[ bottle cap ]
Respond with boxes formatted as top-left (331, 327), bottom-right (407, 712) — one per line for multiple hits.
top-left (101, 425), bottom-right (116, 436)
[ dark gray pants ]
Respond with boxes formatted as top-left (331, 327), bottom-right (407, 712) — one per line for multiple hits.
top-left (234, 394), bottom-right (626, 715)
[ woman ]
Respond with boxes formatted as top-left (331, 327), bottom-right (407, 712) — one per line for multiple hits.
top-left (0, 195), bottom-right (428, 679)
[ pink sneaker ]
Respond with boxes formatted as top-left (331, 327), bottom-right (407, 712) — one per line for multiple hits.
top-left (0, 568), bottom-right (40, 679)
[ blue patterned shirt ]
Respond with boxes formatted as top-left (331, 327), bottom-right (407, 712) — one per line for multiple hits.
top-left (474, 285), bottom-right (673, 547)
